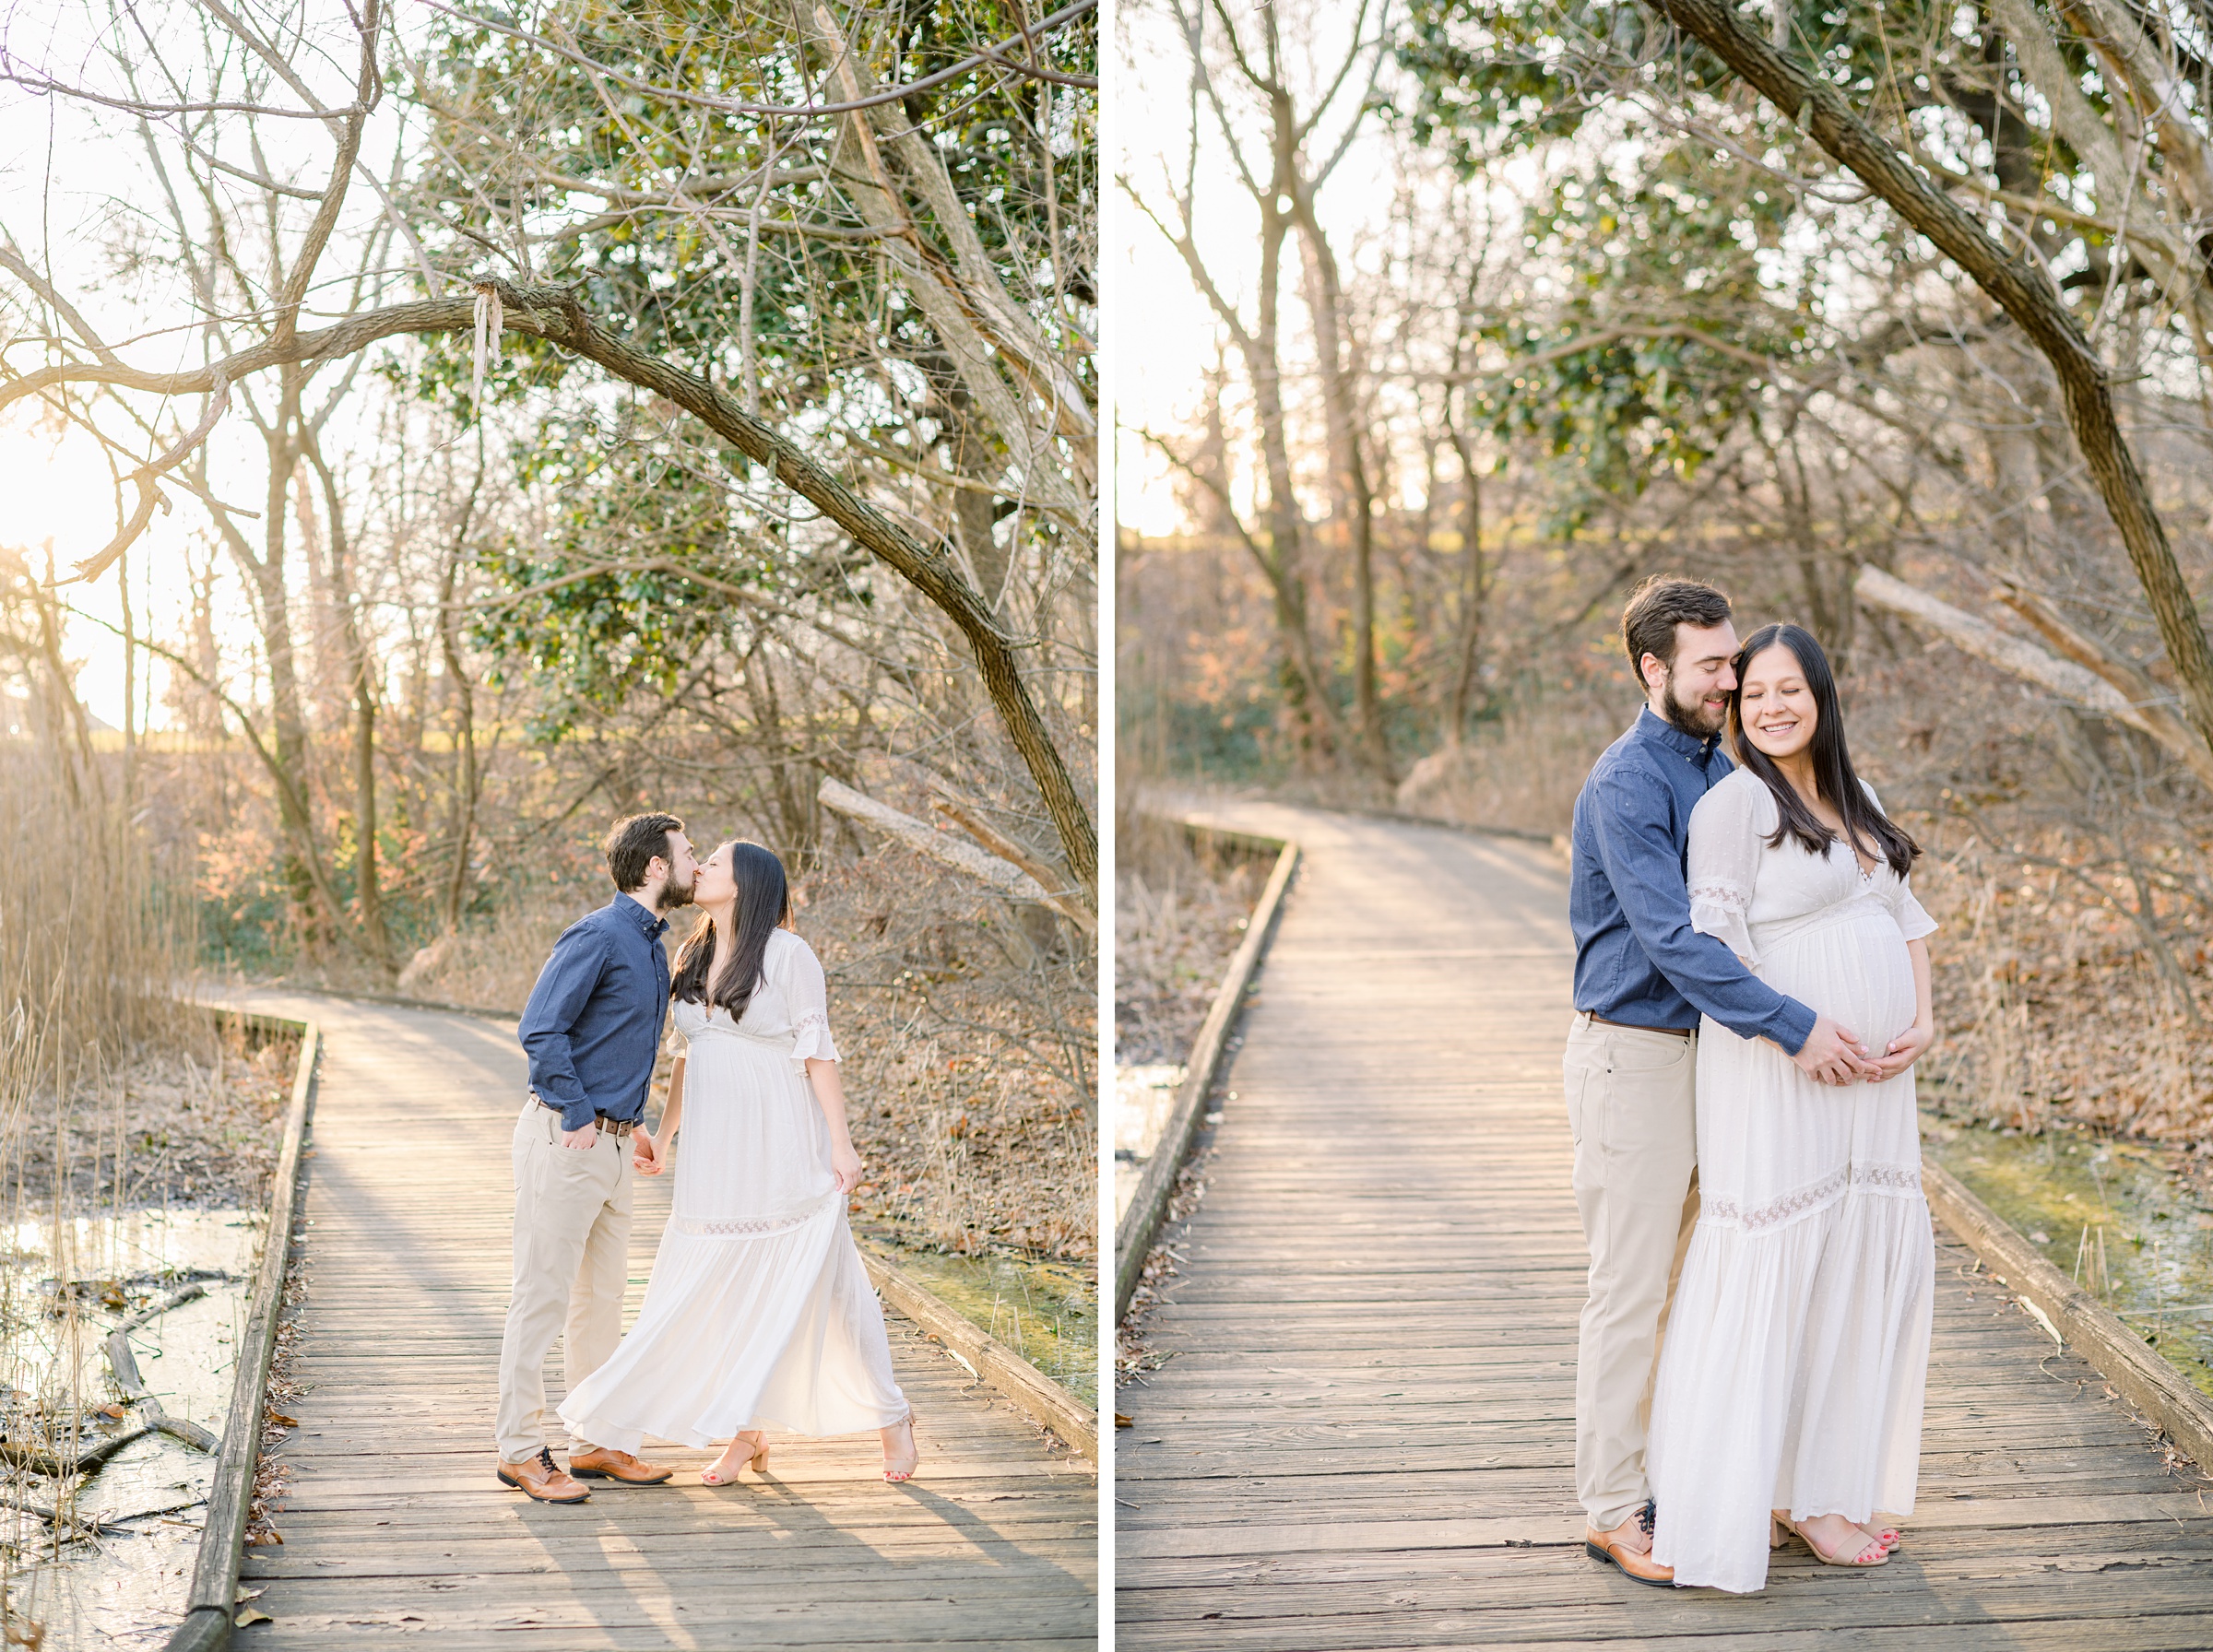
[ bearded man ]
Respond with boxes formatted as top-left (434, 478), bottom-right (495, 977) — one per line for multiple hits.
top-left (493, 811), bottom-right (698, 1502)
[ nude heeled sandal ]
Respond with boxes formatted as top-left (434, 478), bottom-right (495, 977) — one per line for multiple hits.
top-left (882, 1410), bottom-right (919, 1482)
top-left (1771, 1512), bottom-right (1888, 1566)
top-left (701, 1430), bottom-right (768, 1484)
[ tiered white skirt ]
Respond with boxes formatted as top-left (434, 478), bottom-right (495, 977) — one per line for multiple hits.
top-left (1648, 909), bottom-right (1935, 1593)
top-left (559, 1032), bottom-right (907, 1450)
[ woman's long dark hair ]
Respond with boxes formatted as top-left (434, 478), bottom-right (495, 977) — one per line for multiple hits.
top-left (669, 841), bottom-right (793, 1020)
top-left (1728, 623), bottom-right (1919, 878)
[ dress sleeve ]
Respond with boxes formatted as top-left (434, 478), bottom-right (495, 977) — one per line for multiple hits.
top-left (1686, 777), bottom-right (1767, 968)
top-left (778, 934), bottom-right (842, 1065)
top-left (1859, 781), bottom-right (1938, 943)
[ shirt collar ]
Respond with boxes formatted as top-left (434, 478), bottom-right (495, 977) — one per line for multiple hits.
top-left (609, 893), bottom-right (670, 941)
top-left (1635, 704), bottom-right (1722, 767)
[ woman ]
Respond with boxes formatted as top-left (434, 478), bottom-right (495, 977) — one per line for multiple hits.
top-left (559, 840), bottom-right (920, 1483)
top-left (1646, 623), bottom-right (1937, 1592)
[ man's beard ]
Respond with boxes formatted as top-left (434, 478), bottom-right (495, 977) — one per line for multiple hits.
top-left (1660, 668), bottom-right (1727, 738)
top-left (657, 870), bottom-right (698, 912)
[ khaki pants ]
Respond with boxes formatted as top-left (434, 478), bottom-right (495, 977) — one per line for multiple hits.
top-left (494, 1099), bottom-right (633, 1463)
top-left (1564, 1013), bottom-right (1699, 1532)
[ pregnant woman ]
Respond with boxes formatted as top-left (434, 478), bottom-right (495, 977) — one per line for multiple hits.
top-left (559, 840), bottom-right (919, 1483)
top-left (1647, 622), bottom-right (1937, 1592)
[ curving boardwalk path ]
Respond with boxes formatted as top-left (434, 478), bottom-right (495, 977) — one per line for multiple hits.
top-left (1117, 802), bottom-right (2213, 1650)
top-left (228, 990), bottom-right (1095, 1649)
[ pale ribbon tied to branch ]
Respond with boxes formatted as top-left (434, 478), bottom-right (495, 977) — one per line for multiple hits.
top-left (471, 281), bottom-right (504, 413)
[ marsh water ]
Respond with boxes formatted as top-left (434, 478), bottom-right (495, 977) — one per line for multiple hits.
top-left (1, 1209), bottom-right (259, 1649)
top-left (864, 1241), bottom-right (1098, 1410)
top-left (1922, 1112), bottom-right (2213, 1398)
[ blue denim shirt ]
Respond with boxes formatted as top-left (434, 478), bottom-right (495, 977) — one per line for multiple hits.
top-left (1569, 708), bottom-right (1816, 1053)
top-left (518, 895), bottom-right (672, 1130)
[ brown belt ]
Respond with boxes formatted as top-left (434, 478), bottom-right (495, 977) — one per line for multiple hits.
top-left (1582, 1012), bottom-right (1694, 1040)
top-left (537, 1099), bottom-right (637, 1138)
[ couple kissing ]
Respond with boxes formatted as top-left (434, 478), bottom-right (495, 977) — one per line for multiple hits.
top-left (491, 812), bottom-right (919, 1503)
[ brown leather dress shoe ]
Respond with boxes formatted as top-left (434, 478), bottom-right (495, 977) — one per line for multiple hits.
top-left (567, 1446), bottom-right (675, 1485)
top-left (1586, 1507), bottom-right (1675, 1587)
top-left (497, 1446), bottom-right (590, 1504)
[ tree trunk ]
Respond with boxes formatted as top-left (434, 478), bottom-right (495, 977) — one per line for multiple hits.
top-left (1441, 399), bottom-right (1486, 745)
top-left (1293, 179), bottom-right (1391, 782)
top-left (1248, 147), bottom-right (1345, 769)
top-left (306, 442), bottom-right (394, 976)
top-left (243, 371), bottom-right (334, 951)
top-left (435, 483), bottom-right (483, 935)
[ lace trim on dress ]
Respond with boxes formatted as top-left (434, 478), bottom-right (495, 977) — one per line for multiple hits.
top-left (1701, 1162), bottom-right (1923, 1233)
top-left (671, 1188), bottom-right (840, 1239)
top-left (790, 1010), bottom-right (839, 1065)
top-left (1687, 882), bottom-right (1759, 967)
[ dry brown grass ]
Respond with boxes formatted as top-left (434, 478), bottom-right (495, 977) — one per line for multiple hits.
top-left (0, 749), bottom-right (293, 1218)
top-left (1911, 827), bottom-right (2213, 1151)
top-left (1114, 808), bottom-right (1269, 1068)
top-left (1391, 694), bottom-right (1626, 838)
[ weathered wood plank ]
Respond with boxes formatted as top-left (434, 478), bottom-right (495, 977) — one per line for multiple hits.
top-left (225, 990), bottom-right (1095, 1647)
top-left (1116, 803), bottom-right (2213, 1648)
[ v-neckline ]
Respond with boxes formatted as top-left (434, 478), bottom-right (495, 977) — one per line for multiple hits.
top-left (1832, 836), bottom-right (1878, 881)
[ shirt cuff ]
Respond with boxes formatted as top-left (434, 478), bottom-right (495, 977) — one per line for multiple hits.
top-left (538, 1092), bottom-right (596, 1132)
top-left (1762, 997), bottom-right (1817, 1057)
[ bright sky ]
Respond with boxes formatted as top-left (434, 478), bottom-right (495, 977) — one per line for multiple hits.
top-left (0, 82), bottom-right (187, 735)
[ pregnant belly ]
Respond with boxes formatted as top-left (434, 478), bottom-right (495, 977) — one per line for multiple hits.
top-left (1756, 911), bottom-right (1918, 1044)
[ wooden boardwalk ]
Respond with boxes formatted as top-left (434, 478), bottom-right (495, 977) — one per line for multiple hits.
top-left (1117, 803), bottom-right (2213, 1650)
top-left (230, 990), bottom-right (1095, 1648)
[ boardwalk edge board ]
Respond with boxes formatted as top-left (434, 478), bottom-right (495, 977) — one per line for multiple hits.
top-left (859, 1251), bottom-right (1097, 1462)
top-left (1115, 821), bottom-right (1301, 1321)
top-left (1923, 1156), bottom-right (2213, 1469)
top-left (168, 1008), bottom-right (320, 1652)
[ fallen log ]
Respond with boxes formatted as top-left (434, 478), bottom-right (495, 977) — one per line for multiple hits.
top-left (1854, 565), bottom-right (2213, 790)
top-left (106, 1282), bottom-right (223, 1453)
top-left (819, 777), bottom-right (1094, 932)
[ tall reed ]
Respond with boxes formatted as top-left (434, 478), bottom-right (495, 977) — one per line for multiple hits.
top-left (0, 739), bottom-right (203, 1599)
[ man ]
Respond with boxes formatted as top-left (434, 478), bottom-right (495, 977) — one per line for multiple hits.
top-left (1567, 578), bottom-right (1871, 1583)
top-left (493, 811), bottom-right (698, 1503)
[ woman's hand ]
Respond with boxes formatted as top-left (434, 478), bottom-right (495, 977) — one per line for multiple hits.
top-left (1865, 1021), bottom-right (1935, 1082)
top-left (633, 1129), bottom-right (668, 1175)
top-left (830, 1141), bottom-right (863, 1196)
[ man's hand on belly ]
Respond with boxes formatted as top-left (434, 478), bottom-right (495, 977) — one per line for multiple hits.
top-left (1789, 1012), bottom-right (1875, 1085)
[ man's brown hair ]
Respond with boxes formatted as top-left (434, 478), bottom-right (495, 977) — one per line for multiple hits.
top-left (1621, 576), bottom-right (1733, 678)
top-left (605, 812), bottom-right (684, 892)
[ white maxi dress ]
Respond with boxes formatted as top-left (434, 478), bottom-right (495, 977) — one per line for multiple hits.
top-left (559, 928), bottom-right (907, 1450)
top-left (1647, 767), bottom-right (1937, 1593)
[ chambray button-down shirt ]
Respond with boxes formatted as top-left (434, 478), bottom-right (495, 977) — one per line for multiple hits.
top-left (1569, 708), bottom-right (1817, 1053)
top-left (518, 895), bottom-right (672, 1130)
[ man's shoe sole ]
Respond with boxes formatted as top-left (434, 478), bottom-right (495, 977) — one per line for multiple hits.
top-left (496, 1467), bottom-right (590, 1504)
top-left (570, 1467), bottom-right (674, 1484)
top-left (1586, 1539), bottom-right (1675, 1587)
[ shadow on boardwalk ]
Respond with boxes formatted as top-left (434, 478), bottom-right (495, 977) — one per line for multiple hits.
top-left (1117, 802), bottom-right (2213, 1651)
top-left (230, 990), bottom-right (1095, 1649)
